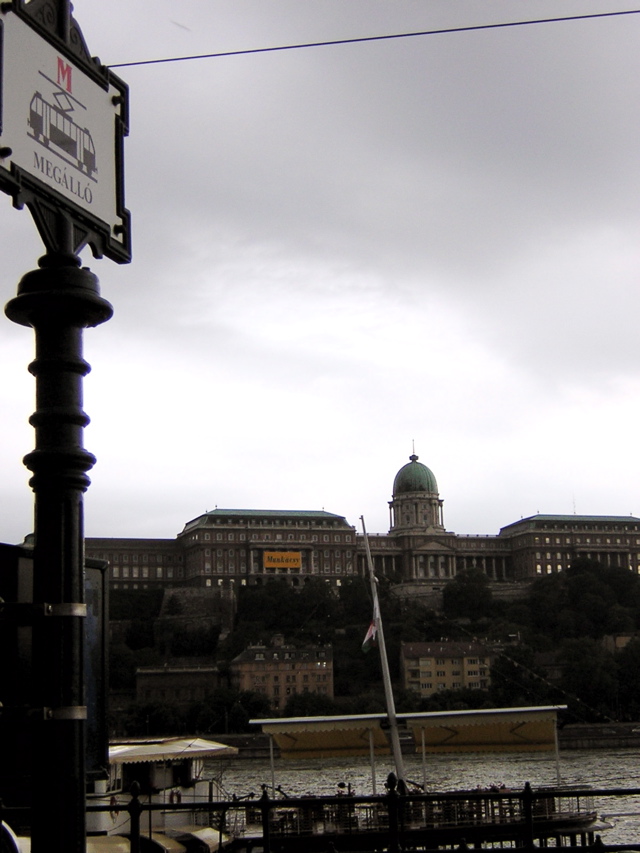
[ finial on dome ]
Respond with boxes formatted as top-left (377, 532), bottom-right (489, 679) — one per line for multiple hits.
top-left (409, 453), bottom-right (418, 462)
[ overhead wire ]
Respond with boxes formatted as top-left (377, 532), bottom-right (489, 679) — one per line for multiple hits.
top-left (109, 9), bottom-right (640, 69)
top-left (434, 611), bottom-right (617, 724)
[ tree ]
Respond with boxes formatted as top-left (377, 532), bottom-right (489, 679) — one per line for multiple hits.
top-left (165, 594), bottom-right (184, 616)
top-left (418, 688), bottom-right (494, 713)
top-left (616, 639), bottom-right (640, 720)
top-left (123, 701), bottom-right (186, 736)
top-left (189, 689), bottom-right (273, 734)
top-left (490, 645), bottom-right (557, 708)
top-left (233, 579), bottom-right (339, 644)
top-left (526, 559), bottom-right (640, 642)
top-left (125, 617), bottom-right (155, 651)
top-left (109, 644), bottom-right (161, 689)
top-left (331, 625), bottom-right (384, 697)
top-left (110, 588), bottom-right (164, 621)
top-left (442, 569), bottom-right (494, 622)
top-left (336, 577), bottom-right (374, 625)
top-left (558, 638), bottom-right (617, 722)
top-left (169, 623), bottom-right (220, 657)
top-left (283, 691), bottom-right (339, 717)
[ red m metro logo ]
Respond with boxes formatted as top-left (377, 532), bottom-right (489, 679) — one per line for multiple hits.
top-left (57, 57), bottom-right (72, 93)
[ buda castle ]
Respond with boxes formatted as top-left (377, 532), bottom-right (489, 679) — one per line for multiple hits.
top-left (86, 455), bottom-right (640, 594)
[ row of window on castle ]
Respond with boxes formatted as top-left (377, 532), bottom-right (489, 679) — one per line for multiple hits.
top-left (533, 535), bottom-right (638, 545)
top-left (191, 532), bottom-right (353, 543)
top-left (202, 549), bottom-right (353, 558)
top-left (535, 550), bottom-right (640, 561)
top-left (202, 565), bottom-right (353, 574)
top-left (88, 552), bottom-right (180, 563)
top-left (112, 565), bottom-right (177, 579)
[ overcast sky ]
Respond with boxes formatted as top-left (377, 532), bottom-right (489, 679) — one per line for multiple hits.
top-left (2, 0), bottom-right (640, 542)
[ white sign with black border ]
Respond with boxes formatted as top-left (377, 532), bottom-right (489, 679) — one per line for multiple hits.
top-left (0, 7), bottom-right (130, 262)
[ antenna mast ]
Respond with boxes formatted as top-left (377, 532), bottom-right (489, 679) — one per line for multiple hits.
top-left (361, 516), bottom-right (405, 783)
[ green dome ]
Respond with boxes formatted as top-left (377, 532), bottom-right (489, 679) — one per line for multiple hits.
top-left (393, 454), bottom-right (438, 495)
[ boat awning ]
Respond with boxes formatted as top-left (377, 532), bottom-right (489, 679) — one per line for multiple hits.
top-left (252, 714), bottom-right (391, 759)
top-left (402, 706), bottom-right (567, 753)
top-left (136, 833), bottom-right (187, 853)
top-left (165, 826), bottom-right (229, 852)
top-left (7, 836), bottom-right (139, 853)
top-left (109, 737), bottom-right (238, 764)
top-left (86, 838), bottom-right (131, 853)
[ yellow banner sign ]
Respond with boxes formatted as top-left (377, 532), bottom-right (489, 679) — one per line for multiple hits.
top-left (264, 551), bottom-right (302, 569)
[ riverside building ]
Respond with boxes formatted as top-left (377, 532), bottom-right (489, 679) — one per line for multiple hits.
top-left (229, 636), bottom-right (334, 712)
top-left (401, 641), bottom-right (495, 698)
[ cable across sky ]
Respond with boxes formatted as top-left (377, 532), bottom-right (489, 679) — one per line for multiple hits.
top-left (109, 8), bottom-right (640, 69)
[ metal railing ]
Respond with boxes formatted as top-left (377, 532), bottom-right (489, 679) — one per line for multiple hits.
top-left (84, 782), bottom-right (634, 853)
top-left (5, 782), bottom-right (640, 853)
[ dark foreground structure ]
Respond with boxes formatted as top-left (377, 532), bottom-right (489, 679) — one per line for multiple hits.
top-left (37, 780), bottom-right (638, 853)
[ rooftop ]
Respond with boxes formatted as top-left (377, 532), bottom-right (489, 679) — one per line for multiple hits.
top-left (500, 513), bottom-right (640, 534)
top-left (401, 641), bottom-right (492, 659)
top-left (181, 508), bottom-right (352, 533)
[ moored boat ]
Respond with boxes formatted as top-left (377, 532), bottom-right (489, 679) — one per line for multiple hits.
top-left (87, 736), bottom-right (238, 839)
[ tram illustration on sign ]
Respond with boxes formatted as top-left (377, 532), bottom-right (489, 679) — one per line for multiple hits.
top-left (0, 7), bottom-right (131, 263)
top-left (27, 72), bottom-right (97, 180)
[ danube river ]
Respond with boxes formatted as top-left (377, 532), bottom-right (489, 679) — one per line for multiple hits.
top-left (205, 748), bottom-right (640, 844)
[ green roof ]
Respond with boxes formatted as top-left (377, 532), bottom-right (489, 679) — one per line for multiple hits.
top-left (500, 513), bottom-right (640, 534)
top-left (199, 508), bottom-right (346, 520)
top-left (181, 508), bottom-right (351, 533)
top-left (393, 455), bottom-right (438, 496)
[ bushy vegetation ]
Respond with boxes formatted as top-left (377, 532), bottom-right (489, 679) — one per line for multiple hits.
top-left (110, 588), bottom-right (164, 621)
top-left (109, 559), bottom-right (640, 734)
top-left (442, 558), bottom-right (640, 723)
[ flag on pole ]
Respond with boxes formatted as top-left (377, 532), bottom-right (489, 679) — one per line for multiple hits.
top-left (362, 619), bottom-right (377, 653)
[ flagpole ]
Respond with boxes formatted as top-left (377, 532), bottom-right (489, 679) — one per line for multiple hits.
top-left (361, 516), bottom-right (406, 784)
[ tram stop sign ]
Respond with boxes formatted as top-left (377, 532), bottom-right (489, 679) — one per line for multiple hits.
top-left (0, 3), bottom-right (130, 263)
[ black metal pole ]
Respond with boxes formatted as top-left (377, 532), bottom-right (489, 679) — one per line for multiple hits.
top-left (522, 782), bottom-right (535, 853)
top-left (260, 786), bottom-right (272, 853)
top-left (386, 772), bottom-right (400, 853)
top-left (129, 783), bottom-right (142, 853)
top-left (5, 250), bottom-right (112, 853)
